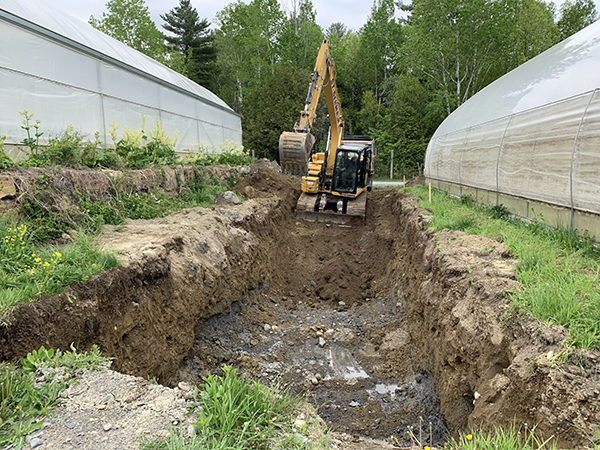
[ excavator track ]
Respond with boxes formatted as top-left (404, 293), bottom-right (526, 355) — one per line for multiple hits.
top-left (295, 192), bottom-right (367, 224)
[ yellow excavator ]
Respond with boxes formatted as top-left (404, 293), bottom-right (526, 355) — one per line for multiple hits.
top-left (279, 39), bottom-right (375, 223)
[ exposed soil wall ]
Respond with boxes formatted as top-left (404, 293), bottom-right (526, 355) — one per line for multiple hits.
top-left (392, 197), bottom-right (600, 448)
top-left (1, 165), bottom-right (599, 447)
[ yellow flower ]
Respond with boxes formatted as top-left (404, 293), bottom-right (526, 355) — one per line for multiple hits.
top-left (425, 447), bottom-right (430, 450)
top-left (466, 434), bottom-right (473, 441)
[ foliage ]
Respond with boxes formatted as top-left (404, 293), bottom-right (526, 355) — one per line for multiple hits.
top-left (356, 0), bottom-right (404, 103)
top-left (89, 0), bottom-right (166, 60)
top-left (242, 65), bottom-right (313, 160)
top-left (215, 0), bottom-right (285, 110)
top-left (161, 0), bottom-right (218, 89)
top-left (0, 222), bottom-right (118, 315)
top-left (279, 0), bottom-right (324, 70)
top-left (0, 345), bottom-right (108, 448)
top-left (107, 116), bottom-right (180, 168)
top-left (0, 134), bottom-right (14, 170)
top-left (557, 0), bottom-right (598, 40)
top-left (507, 0), bottom-right (560, 68)
top-left (184, 140), bottom-right (254, 167)
top-left (409, 185), bottom-right (600, 350)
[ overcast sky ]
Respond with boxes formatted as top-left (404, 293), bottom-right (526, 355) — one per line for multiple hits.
top-left (48, 0), bottom-right (385, 34)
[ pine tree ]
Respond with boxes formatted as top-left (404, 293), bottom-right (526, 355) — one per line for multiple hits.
top-left (161, 0), bottom-right (217, 88)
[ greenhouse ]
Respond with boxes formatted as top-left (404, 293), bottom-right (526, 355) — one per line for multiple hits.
top-left (0, 0), bottom-right (242, 157)
top-left (425, 20), bottom-right (600, 237)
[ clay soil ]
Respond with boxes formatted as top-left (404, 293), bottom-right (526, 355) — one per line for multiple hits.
top-left (2, 165), bottom-right (600, 449)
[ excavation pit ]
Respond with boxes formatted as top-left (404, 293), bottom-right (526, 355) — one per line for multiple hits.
top-left (2, 166), bottom-right (600, 448)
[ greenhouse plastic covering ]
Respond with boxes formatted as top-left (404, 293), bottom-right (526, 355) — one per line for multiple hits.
top-left (0, 0), bottom-right (241, 153)
top-left (425, 20), bottom-right (600, 218)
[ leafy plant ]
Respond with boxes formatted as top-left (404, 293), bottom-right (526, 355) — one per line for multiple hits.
top-left (0, 134), bottom-right (14, 170)
top-left (184, 141), bottom-right (254, 167)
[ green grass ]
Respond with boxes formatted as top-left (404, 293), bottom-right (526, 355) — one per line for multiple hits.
top-left (143, 366), bottom-right (330, 450)
top-left (408, 186), bottom-right (600, 350)
top-left (0, 222), bottom-right (118, 318)
top-left (443, 425), bottom-right (556, 450)
top-left (0, 345), bottom-right (109, 448)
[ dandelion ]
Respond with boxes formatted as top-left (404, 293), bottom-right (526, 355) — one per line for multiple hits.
top-left (466, 434), bottom-right (473, 441)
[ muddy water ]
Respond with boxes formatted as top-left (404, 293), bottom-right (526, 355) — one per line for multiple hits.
top-left (185, 284), bottom-right (449, 447)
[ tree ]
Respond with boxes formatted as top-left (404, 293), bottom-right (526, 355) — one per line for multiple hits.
top-left (325, 22), bottom-right (347, 40)
top-left (161, 0), bottom-right (217, 88)
top-left (356, 0), bottom-right (404, 103)
top-left (279, 0), bottom-right (324, 69)
top-left (404, 0), bottom-right (517, 115)
top-left (215, 0), bottom-right (285, 110)
top-left (89, 0), bottom-right (165, 60)
top-left (242, 65), bottom-right (312, 160)
top-left (508, 0), bottom-right (559, 69)
top-left (558, 0), bottom-right (598, 40)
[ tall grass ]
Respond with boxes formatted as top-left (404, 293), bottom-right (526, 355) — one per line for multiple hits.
top-left (143, 366), bottom-right (329, 450)
top-left (408, 186), bottom-right (600, 350)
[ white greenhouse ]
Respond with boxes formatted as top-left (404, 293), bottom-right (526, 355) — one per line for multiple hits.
top-left (425, 21), bottom-right (600, 237)
top-left (0, 0), bottom-right (242, 157)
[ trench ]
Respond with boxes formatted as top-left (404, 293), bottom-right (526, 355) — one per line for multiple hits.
top-left (2, 167), bottom-right (598, 448)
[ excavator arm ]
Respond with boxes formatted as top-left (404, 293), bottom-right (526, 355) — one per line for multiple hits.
top-left (279, 39), bottom-right (344, 175)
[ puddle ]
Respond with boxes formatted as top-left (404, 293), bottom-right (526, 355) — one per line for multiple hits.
top-left (329, 347), bottom-right (369, 379)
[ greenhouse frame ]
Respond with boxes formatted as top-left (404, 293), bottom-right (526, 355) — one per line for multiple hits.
top-left (0, 0), bottom-right (242, 157)
top-left (425, 21), bottom-right (600, 238)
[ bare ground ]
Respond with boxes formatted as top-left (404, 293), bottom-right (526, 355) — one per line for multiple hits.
top-left (1, 165), bottom-right (600, 449)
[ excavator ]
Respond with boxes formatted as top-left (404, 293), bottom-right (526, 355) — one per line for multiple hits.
top-left (279, 39), bottom-right (375, 223)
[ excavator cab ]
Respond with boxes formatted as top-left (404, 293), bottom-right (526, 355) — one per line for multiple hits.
top-left (332, 144), bottom-right (372, 195)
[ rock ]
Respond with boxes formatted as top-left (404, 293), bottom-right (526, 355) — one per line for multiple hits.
top-left (103, 423), bottom-right (112, 431)
top-left (243, 186), bottom-right (256, 197)
top-left (29, 438), bottom-right (43, 449)
top-left (318, 337), bottom-right (326, 347)
top-left (349, 401), bottom-right (360, 407)
top-left (264, 324), bottom-right (272, 331)
top-left (214, 191), bottom-right (240, 206)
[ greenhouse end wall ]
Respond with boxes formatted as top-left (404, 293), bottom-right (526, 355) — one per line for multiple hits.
top-left (424, 21), bottom-right (600, 239)
top-left (0, 1), bottom-right (242, 159)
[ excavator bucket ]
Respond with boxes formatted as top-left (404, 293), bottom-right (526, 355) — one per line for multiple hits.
top-left (279, 132), bottom-right (315, 176)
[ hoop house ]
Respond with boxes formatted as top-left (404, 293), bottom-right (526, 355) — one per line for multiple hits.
top-left (425, 21), bottom-right (600, 237)
top-left (0, 0), bottom-right (241, 156)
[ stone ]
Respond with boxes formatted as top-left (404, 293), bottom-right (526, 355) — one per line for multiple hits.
top-left (214, 191), bottom-right (240, 206)
top-left (29, 438), bottom-right (43, 449)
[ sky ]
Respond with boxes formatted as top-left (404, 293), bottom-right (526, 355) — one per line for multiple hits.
top-left (48, 0), bottom-right (382, 34)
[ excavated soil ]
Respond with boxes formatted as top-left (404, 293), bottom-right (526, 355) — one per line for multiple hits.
top-left (2, 165), bottom-right (600, 448)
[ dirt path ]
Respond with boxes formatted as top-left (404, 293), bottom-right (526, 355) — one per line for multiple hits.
top-left (3, 165), bottom-right (600, 449)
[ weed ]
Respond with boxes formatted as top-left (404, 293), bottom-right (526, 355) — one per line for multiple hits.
top-left (0, 344), bottom-right (108, 447)
top-left (0, 134), bottom-right (14, 169)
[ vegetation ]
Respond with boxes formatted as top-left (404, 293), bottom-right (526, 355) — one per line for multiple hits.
top-left (0, 345), bottom-right (109, 448)
top-left (143, 366), bottom-right (329, 450)
top-left (409, 185), bottom-right (600, 350)
top-left (0, 112), bottom-right (251, 313)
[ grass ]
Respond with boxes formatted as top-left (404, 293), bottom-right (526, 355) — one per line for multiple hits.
top-left (408, 186), bottom-right (600, 350)
top-left (0, 221), bottom-right (118, 318)
top-left (0, 344), bottom-right (109, 449)
top-left (142, 366), bottom-right (330, 450)
top-left (443, 425), bottom-right (556, 450)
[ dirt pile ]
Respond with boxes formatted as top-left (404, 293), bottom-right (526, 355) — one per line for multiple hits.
top-left (1, 164), bottom-right (600, 448)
